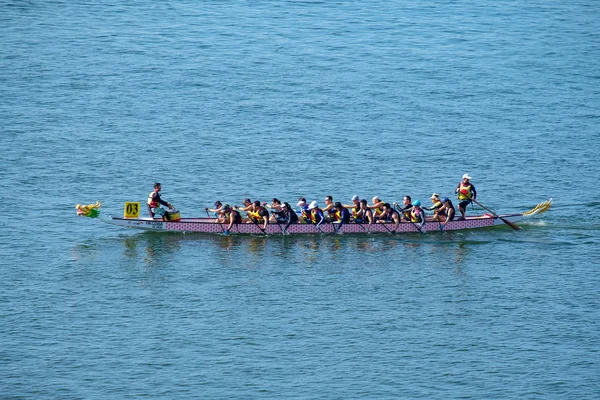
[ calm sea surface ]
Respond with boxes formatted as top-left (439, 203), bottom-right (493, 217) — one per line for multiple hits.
top-left (1, 1), bottom-right (599, 398)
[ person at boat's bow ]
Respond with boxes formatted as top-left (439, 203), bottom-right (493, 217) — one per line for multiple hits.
top-left (148, 182), bottom-right (174, 221)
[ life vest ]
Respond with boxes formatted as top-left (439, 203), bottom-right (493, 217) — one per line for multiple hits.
top-left (147, 192), bottom-right (159, 208)
top-left (351, 206), bottom-right (360, 219)
top-left (458, 183), bottom-right (474, 201)
top-left (411, 207), bottom-right (423, 223)
top-left (310, 209), bottom-right (323, 224)
top-left (432, 201), bottom-right (443, 215)
top-left (300, 209), bottom-right (310, 223)
top-left (332, 209), bottom-right (341, 222)
top-left (227, 210), bottom-right (242, 224)
top-left (373, 201), bottom-right (384, 217)
top-left (250, 207), bottom-right (267, 223)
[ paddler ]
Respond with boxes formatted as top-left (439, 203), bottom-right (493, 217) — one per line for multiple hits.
top-left (369, 196), bottom-right (386, 221)
top-left (343, 195), bottom-right (361, 221)
top-left (264, 198), bottom-right (286, 223)
top-left (205, 201), bottom-right (226, 223)
top-left (437, 197), bottom-right (456, 226)
top-left (147, 182), bottom-right (174, 221)
top-left (455, 174), bottom-right (477, 220)
top-left (296, 197), bottom-right (310, 223)
top-left (223, 205), bottom-right (242, 234)
top-left (355, 199), bottom-right (374, 226)
top-left (280, 202), bottom-right (299, 231)
top-left (376, 203), bottom-right (400, 232)
top-left (235, 198), bottom-right (254, 221)
top-left (333, 202), bottom-right (351, 224)
top-left (308, 201), bottom-right (325, 228)
top-left (410, 200), bottom-right (426, 231)
top-left (246, 200), bottom-right (269, 231)
top-left (393, 195), bottom-right (413, 221)
top-left (424, 193), bottom-right (444, 221)
top-left (322, 195), bottom-right (336, 222)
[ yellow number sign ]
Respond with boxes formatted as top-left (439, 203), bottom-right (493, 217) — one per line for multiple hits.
top-left (124, 202), bottom-right (141, 218)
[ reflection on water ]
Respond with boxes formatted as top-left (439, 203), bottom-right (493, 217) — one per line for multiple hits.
top-left (108, 232), bottom-right (475, 273)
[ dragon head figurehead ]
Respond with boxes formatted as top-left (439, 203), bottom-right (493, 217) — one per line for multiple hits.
top-left (76, 201), bottom-right (102, 218)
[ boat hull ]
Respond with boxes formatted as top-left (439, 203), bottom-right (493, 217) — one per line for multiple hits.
top-left (101, 214), bottom-right (525, 234)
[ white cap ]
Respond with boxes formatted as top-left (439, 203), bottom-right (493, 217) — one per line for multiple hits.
top-left (462, 174), bottom-right (471, 180)
top-left (431, 193), bottom-right (440, 199)
top-left (351, 195), bottom-right (360, 201)
top-left (308, 201), bottom-right (318, 210)
top-left (296, 199), bottom-right (306, 206)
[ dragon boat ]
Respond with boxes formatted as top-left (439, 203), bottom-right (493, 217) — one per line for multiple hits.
top-left (76, 199), bottom-right (552, 235)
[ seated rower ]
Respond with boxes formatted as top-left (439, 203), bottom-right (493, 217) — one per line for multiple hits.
top-left (437, 197), bottom-right (456, 226)
top-left (236, 198), bottom-right (253, 214)
top-left (205, 201), bottom-right (226, 223)
top-left (409, 200), bottom-right (426, 232)
top-left (322, 195), bottom-right (336, 221)
top-left (369, 196), bottom-right (386, 220)
top-left (280, 202), bottom-right (299, 231)
top-left (147, 182), bottom-right (174, 221)
top-left (296, 197), bottom-right (310, 223)
top-left (424, 193), bottom-right (443, 221)
top-left (376, 203), bottom-right (400, 232)
top-left (393, 195), bottom-right (413, 221)
top-left (333, 202), bottom-right (351, 224)
top-left (264, 198), bottom-right (286, 223)
top-left (246, 200), bottom-right (269, 231)
top-left (308, 201), bottom-right (325, 228)
top-left (223, 205), bottom-right (242, 234)
top-left (355, 199), bottom-right (374, 226)
top-left (343, 195), bottom-right (361, 222)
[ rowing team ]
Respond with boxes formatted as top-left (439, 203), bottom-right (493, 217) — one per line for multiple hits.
top-left (204, 194), bottom-right (458, 233)
top-left (150, 174), bottom-right (477, 233)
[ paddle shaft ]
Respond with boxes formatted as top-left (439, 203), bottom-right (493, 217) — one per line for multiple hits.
top-left (394, 205), bottom-right (425, 234)
top-left (471, 199), bottom-right (521, 230)
top-left (206, 209), bottom-right (226, 233)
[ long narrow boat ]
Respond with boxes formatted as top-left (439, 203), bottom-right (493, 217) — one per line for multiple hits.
top-left (76, 199), bottom-right (552, 235)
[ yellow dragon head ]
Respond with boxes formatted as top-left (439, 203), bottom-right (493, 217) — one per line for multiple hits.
top-left (76, 201), bottom-right (102, 218)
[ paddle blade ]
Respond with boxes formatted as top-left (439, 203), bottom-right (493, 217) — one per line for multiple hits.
top-left (500, 216), bottom-right (521, 230)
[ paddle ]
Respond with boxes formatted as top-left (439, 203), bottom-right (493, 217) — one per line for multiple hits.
top-left (206, 208), bottom-right (226, 234)
top-left (471, 199), bottom-right (521, 231)
top-left (394, 205), bottom-right (425, 234)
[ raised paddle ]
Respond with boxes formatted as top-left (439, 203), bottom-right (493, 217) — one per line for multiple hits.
top-left (471, 199), bottom-right (521, 231)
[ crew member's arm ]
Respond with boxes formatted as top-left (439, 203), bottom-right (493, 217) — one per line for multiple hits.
top-left (366, 210), bottom-right (373, 226)
top-left (471, 184), bottom-right (477, 200)
top-left (153, 193), bottom-right (172, 209)
top-left (316, 211), bottom-right (324, 227)
top-left (392, 212), bottom-right (400, 232)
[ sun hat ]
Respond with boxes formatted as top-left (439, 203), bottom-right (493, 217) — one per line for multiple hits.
top-left (413, 200), bottom-right (421, 207)
top-left (308, 201), bottom-right (318, 210)
top-left (351, 195), bottom-right (360, 201)
top-left (462, 174), bottom-right (471, 180)
top-left (431, 193), bottom-right (440, 199)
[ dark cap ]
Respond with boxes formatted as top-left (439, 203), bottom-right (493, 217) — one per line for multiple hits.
top-left (243, 198), bottom-right (251, 204)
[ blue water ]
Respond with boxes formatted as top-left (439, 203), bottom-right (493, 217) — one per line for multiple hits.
top-left (1, 1), bottom-right (599, 398)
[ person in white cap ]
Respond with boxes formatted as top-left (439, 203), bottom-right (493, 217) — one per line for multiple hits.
top-left (296, 197), bottom-right (310, 223)
top-left (307, 201), bottom-right (325, 227)
top-left (424, 193), bottom-right (444, 220)
top-left (455, 174), bottom-right (477, 220)
top-left (368, 196), bottom-right (386, 220)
